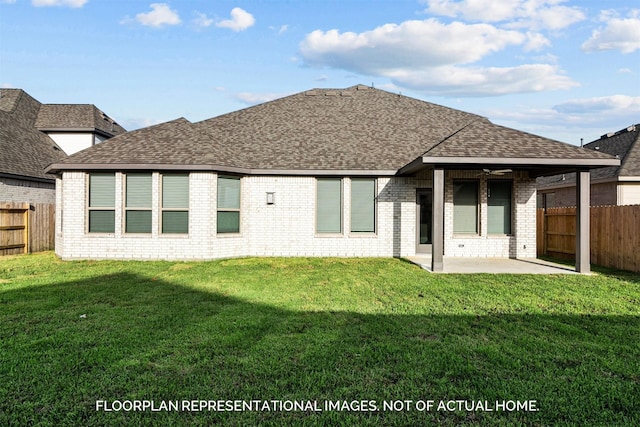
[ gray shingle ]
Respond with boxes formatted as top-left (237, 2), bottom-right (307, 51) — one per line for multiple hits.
top-left (49, 85), bottom-right (619, 174)
top-left (0, 89), bottom-right (67, 181)
top-left (36, 104), bottom-right (126, 137)
top-left (538, 124), bottom-right (640, 187)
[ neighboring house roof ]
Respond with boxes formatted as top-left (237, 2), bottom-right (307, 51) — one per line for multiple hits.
top-left (0, 89), bottom-right (66, 182)
top-left (538, 124), bottom-right (640, 188)
top-left (36, 104), bottom-right (126, 137)
top-left (47, 85), bottom-right (618, 176)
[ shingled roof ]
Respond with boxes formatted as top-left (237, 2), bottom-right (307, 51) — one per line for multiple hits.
top-left (36, 104), bottom-right (126, 137)
top-left (0, 89), bottom-right (66, 181)
top-left (538, 124), bottom-right (640, 187)
top-left (48, 85), bottom-right (618, 175)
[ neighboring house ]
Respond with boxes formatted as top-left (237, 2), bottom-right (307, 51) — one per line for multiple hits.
top-left (0, 88), bottom-right (125, 204)
top-left (538, 124), bottom-right (640, 207)
top-left (36, 103), bottom-right (126, 155)
top-left (46, 85), bottom-right (618, 272)
top-left (0, 89), bottom-right (66, 204)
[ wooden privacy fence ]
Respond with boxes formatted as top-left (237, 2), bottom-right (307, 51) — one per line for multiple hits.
top-left (0, 202), bottom-right (55, 256)
top-left (537, 205), bottom-right (640, 273)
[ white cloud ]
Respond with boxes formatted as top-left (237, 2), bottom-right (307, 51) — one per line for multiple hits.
top-left (216, 7), bottom-right (255, 32)
top-left (617, 68), bottom-right (632, 74)
top-left (553, 95), bottom-right (640, 115)
top-left (269, 24), bottom-right (289, 35)
top-left (582, 10), bottom-right (640, 54)
top-left (301, 19), bottom-right (525, 72)
top-left (524, 32), bottom-right (550, 51)
top-left (120, 117), bottom-right (165, 131)
top-left (233, 92), bottom-right (287, 105)
top-left (1, 0), bottom-right (17, 4)
top-left (300, 18), bottom-right (576, 96)
top-left (423, 0), bottom-right (585, 31)
top-left (32, 0), bottom-right (87, 7)
top-left (193, 12), bottom-right (213, 28)
top-left (486, 96), bottom-right (640, 143)
top-left (133, 3), bottom-right (181, 28)
top-left (387, 64), bottom-right (577, 96)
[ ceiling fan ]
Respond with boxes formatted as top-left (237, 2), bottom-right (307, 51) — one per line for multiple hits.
top-left (482, 169), bottom-right (512, 176)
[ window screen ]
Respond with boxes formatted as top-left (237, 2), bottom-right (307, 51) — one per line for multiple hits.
top-left (351, 179), bottom-right (375, 233)
top-left (217, 176), bottom-right (241, 233)
top-left (88, 173), bottom-right (115, 233)
top-left (488, 180), bottom-right (512, 234)
top-left (162, 174), bottom-right (189, 234)
top-left (317, 178), bottom-right (342, 233)
top-left (453, 180), bottom-right (478, 234)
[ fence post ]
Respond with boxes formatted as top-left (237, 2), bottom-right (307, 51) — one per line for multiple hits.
top-left (24, 205), bottom-right (29, 254)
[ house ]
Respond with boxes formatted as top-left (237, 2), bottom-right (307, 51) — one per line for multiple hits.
top-left (35, 103), bottom-right (126, 155)
top-left (0, 88), bottom-right (126, 204)
top-left (538, 124), bottom-right (640, 207)
top-left (46, 85), bottom-right (619, 272)
top-left (0, 89), bottom-right (66, 204)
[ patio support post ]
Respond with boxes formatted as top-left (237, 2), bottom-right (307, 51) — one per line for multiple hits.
top-left (432, 168), bottom-right (444, 272)
top-left (576, 170), bottom-right (590, 274)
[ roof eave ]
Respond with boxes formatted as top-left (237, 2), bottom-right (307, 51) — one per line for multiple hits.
top-left (38, 127), bottom-right (118, 137)
top-left (45, 163), bottom-right (397, 176)
top-left (0, 172), bottom-right (56, 184)
top-left (420, 156), bottom-right (621, 168)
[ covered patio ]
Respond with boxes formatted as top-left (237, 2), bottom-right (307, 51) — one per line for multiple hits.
top-left (406, 256), bottom-right (579, 274)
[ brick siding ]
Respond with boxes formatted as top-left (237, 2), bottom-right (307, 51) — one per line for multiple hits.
top-left (56, 170), bottom-right (537, 260)
top-left (0, 177), bottom-right (55, 204)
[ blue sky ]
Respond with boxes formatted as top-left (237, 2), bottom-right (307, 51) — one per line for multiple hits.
top-left (1, 0), bottom-right (639, 145)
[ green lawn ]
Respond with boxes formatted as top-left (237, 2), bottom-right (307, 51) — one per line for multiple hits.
top-left (1, 253), bottom-right (639, 426)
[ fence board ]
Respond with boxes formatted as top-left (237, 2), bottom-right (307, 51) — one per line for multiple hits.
top-left (537, 205), bottom-right (640, 273)
top-left (29, 203), bottom-right (55, 253)
top-left (0, 202), bottom-right (28, 256)
top-left (0, 202), bottom-right (55, 256)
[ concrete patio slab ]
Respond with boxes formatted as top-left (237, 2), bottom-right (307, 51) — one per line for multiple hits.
top-left (405, 256), bottom-right (579, 274)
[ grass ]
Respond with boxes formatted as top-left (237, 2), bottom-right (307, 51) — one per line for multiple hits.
top-left (1, 253), bottom-right (639, 426)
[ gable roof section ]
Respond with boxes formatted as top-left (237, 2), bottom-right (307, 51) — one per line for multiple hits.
top-left (0, 89), bottom-right (67, 182)
top-left (585, 124), bottom-right (640, 179)
top-left (538, 124), bottom-right (640, 187)
top-left (48, 85), bottom-right (619, 175)
top-left (36, 104), bottom-right (126, 137)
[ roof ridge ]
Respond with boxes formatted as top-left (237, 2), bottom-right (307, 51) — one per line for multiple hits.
top-left (421, 117), bottom-right (483, 156)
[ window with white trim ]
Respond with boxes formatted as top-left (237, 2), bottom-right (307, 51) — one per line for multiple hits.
top-left (453, 180), bottom-right (479, 234)
top-left (316, 178), bottom-right (342, 233)
top-left (488, 180), bottom-right (512, 234)
top-left (350, 178), bottom-right (376, 233)
top-left (217, 176), bottom-right (241, 234)
top-left (161, 174), bottom-right (189, 234)
top-left (125, 173), bottom-right (152, 233)
top-left (88, 173), bottom-right (115, 233)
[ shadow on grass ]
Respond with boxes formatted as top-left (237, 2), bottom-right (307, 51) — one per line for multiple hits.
top-left (538, 255), bottom-right (640, 281)
top-left (1, 272), bottom-right (639, 427)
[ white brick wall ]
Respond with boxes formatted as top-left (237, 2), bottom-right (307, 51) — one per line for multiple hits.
top-left (56, 170), bottom-right (537, 260)
top-left (444, 170), bottom-right (537, 258)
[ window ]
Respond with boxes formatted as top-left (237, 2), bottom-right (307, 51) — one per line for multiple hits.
top-left (162, 174), bottom-right (189, 234)
top-left (125, 173), bottom-right (152, 233)
top-left (453, 180), bottom-right (478, 234)
top-left (351, 178), bottom-right (376, 233)
top-left (316, 178), bottom-right (342, 233)
top-left (217, 176), bottom-right (241, 234)
top-left (88, 173), bottom-right (115, 233)
top-left (488, 180), bottom-right (512, 234)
